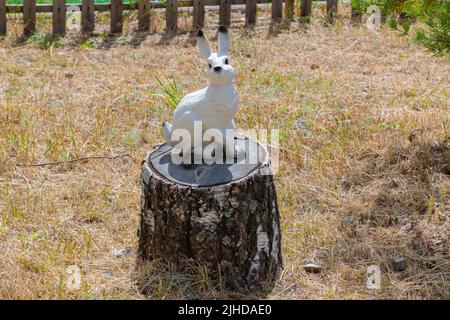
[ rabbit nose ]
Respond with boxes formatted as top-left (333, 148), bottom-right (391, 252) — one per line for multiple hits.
top-left (213, 66), bottom-right (222, 73)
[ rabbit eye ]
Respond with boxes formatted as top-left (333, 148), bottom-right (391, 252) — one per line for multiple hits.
top-left (208, 63), bottom-right (212, 68)
top-left (224, 58), bottom-right (229, 65)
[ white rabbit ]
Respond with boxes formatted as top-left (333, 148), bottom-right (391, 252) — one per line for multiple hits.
top-left (162, 26), bottom-right (245, 163)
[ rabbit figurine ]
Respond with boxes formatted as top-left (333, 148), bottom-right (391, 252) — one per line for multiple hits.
top-left (162, 26), bottom-right (245, 163)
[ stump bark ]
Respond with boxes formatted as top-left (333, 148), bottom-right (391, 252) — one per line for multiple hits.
top-left (138, 136), bottom-right (282, 291)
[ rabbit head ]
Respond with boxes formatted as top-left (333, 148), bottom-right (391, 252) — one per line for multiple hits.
top-left (197, 26), bottom-right (234, 85)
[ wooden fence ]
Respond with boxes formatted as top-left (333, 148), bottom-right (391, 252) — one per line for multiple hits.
top-left (0, 0), bottom-right (342, 36)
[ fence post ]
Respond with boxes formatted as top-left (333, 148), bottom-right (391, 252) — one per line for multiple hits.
top-left (219, 0), bottom-right (231, 28)
top-left (300, 0), bottom-right (312, 21)
top-left (326, 0), bottom-right (338, 22)
top-left (53, 0), bottom-right (66, 35)
top-left (0, 0), bottom-right (6, 35)
top-left (23, 0), bottom-right (36, 36)
top-left (245, 0), bottom-right (257, 26)
top-left (271, 0), bottom-right (282, 21)
top-left (111, 0), bottom-right (123, 33)
top-left (193, 0), bottom-right (205, 30)
top-left (166, 0), bottom-right (178, 32)
top-left (284, 0), bottom-right (295, 20)
top-left (138, 0), bottom-right (150, 31)
top-left (82, 0), bottom-right (95, 34)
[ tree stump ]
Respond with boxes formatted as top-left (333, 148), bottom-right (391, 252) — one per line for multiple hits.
top-left (138, 136), bottom-right (282, 291)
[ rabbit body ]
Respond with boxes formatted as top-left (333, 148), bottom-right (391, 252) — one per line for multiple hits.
top-left (166, 83), bottom-right (238, 139)
top-left (163, 27), bottom-right (243, 160)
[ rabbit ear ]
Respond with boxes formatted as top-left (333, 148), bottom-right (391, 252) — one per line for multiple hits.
top-left (197, 30), bottom-right (212, 59)
top-left (217, 26), bottom-right (230, 56)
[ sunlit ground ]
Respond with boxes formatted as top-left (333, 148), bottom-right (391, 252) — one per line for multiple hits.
top-left (0, 6), bottom-right (449, 299)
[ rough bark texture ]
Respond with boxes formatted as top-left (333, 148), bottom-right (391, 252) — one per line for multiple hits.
top-left (138, 141), bottom-right (282, 291)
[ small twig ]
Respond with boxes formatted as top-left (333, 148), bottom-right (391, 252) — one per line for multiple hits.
top-left (342, 39), bottom-right (359, 52)
top-left (15, 153), bottom-right (132, 168)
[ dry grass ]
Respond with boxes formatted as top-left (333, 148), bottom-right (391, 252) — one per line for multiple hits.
top-left (0, 6), bottom-right (449, 299)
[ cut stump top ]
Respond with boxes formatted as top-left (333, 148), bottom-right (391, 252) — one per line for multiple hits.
top-left (147, 135), bottom-right (268, 187)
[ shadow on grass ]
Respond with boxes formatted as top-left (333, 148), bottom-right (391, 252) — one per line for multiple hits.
top-left (6, 30), bottom-right (150, 50)
top-left (5, 20), bottom-right (303, 51)
top-left (340, 139), bottom-right (449, 284)
top-left (133, 259), bottom-right (278, 300)
top-left (268, 18), bottom-right (294, 37)
top-left (10, 33), bottom-right (62, 49)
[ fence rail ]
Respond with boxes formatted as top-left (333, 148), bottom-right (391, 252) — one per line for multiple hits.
top-left (0, 0), bottom-right (341, 36)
